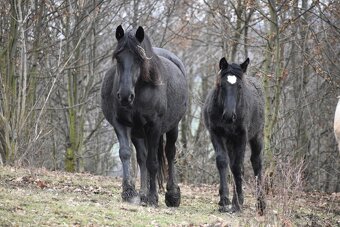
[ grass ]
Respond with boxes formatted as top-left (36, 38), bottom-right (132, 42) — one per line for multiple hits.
top-left (0, 166), bottom-right (339, 226)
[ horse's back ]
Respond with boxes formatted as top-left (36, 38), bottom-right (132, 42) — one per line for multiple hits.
top-left (101, 67), bottom-right (115, 125)
top-left (246, 76), bottom-right (264, 108)
top-left (244, 76), bottom-right (264, 138)
top-left (203, 89), bottom-right (217, 130)
top-left (155, 49), bottom-right (188, 132)
top-left (153, 47), bottom-right (186, 78)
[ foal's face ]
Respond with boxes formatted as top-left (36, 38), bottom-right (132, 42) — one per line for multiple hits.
top-left (220, 73), bottom-right (241, 123)
top-left (114, 25), bottom-right (145, 107)
top-left (218, 57), bottom-right (249, 123)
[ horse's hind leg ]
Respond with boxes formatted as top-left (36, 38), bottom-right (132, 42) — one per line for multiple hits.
top-left (132, 137), bottom-right (148, 205)
top-left (164, 127), bottom-right (181, 207)
top-left (249, 134), bottom-right (266, 215)
top-left (145, 125), bottom-right (162, 206)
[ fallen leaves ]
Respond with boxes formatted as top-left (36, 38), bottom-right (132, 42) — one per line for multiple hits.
top-left (9, 174), bottom-right (111, 196)
top-left (36, 179), bottom-right (48, 189)
top-left (12, 176), bottom-right (48, 189)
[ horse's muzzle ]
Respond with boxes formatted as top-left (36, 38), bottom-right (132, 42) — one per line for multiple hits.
top-left (222, 111), bottom-right (237, 123)
top-left (117, 91), bottom-right (135, 106)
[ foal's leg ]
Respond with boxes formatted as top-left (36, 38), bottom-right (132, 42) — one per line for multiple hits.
top-left (114, 124), bottom-right (138, 202)
top-left (229, 140), bottom-right (245, 212)
top-left (249, 134), bottom-right (266, 215)
top-left (164, 127), bottom-right (181, 207)
top-left (210, 132), bottom-right (230, 212)
top-left (145, 125), bottom-right (161, 206)
top-left (131, 137), bottom-right (148, 205)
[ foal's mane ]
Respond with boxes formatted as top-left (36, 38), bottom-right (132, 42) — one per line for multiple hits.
top-left (221, 63), bottom-right (244, 78)
top-left (113, 29), bottom-right (162, 85)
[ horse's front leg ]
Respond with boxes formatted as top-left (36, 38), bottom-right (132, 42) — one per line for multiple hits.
top-left (114, 124), bottom-right (138, 203)
top-left (229, 136), bottom-right (246, 213)
top-left (132, 137), bottom-right (148, 205)
top-left (210, 132), bottom-right (230, 212)
top-left (145, 125), bottom-right (161, 207)
top-left (164, 127), bottom-right (181, 207)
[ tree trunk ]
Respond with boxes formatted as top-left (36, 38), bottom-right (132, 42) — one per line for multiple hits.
top-left (263, 0), bottom-right (282, 166)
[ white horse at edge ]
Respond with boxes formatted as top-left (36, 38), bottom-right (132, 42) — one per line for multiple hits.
top-left (334, 96), bottom-right (340, 153)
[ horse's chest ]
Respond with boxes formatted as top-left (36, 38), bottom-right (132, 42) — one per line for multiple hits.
top-left (211, 115), bottom-right (243, 138)
top-left (135, 87), bottom-right (166, 110)
top-left (215, 125), bottom-right (240, 137)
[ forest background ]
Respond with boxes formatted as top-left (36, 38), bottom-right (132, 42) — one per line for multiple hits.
top-left (0, 0), bottom-right (339, 194)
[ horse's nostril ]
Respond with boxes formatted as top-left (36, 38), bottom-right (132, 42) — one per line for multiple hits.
top-left (232, 113), bottom-right (237, 121)
top-left (222, 111), bottom-right (226, 120)
top-left (129, 94), bottom-right (135, 102)
top-left (117, 92), bottom-right (121, 100)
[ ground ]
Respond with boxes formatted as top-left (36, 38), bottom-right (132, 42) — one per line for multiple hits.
top-left (0, 166), bottom-right (339, 226)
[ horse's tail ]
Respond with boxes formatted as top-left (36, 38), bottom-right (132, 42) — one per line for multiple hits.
top-left (157, 135), bottom-right (166, 191)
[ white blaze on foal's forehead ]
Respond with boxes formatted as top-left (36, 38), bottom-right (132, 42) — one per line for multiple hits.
top-left (227, 75), bottom-right (237, 84)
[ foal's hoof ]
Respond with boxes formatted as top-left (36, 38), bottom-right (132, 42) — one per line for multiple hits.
top-left (256, 197), bottom-right (266, 216)
top-left (230, 204), bottom-right (241, 213)
top-left (165, 186), bottom-right (181, 207)
top-left (218, 204), bottom-right (241, 213)
top-left (218, 205), bottom-right (230, 213)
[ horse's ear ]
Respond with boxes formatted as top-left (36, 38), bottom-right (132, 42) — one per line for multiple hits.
top-left (136, 26), bottom-right (144, 43)
top-left (219, 57), bottom-right (228, 70)
top-left (116, 25), bottom-right (124, 41)
top-left (240, 58), bottom-right (250, 72)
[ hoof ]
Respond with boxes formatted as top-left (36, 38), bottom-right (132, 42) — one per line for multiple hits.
top-left (218, 205), bottom-right (230, 213)
top-left (165, 186), bottom-right (181, 207)
top-left (140, 192), bottom-right (148, 206)
top-left (256, 197), bottom-right (266, 216)
top-left (147, 193), bottom-right (159, 207)
top-left (218, 204), bottom-right (241, 213)
top-left (232, 194), bottom-right (244, 207)
top-left (230, 204), bottom-right (241, 213)
top-left (122, 184), bottom-right (138, 203)
top-left (218, 197), bottom-right (231, 207)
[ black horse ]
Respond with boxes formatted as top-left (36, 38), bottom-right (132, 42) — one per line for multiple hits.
top-left (203, 57), bottom-right (266, 215)
top-left (101, 25), bottom-right (188, 207)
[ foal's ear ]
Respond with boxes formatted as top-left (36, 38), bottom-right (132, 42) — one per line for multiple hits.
top-left (136, 26), bottom-right (144, 43)
top-left (240, 58), bottom-right (250, 72)
top-left (116, 25), bottom-right (124, 41)
top-left (219, 57), bottom-right (228, 70)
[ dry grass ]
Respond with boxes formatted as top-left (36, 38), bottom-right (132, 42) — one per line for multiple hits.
top-left (0, 166), bottom-right (338, 226)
